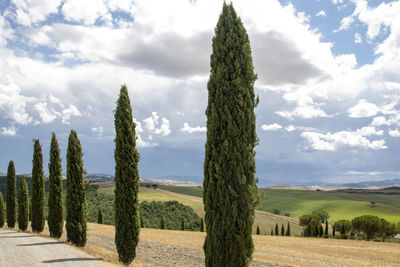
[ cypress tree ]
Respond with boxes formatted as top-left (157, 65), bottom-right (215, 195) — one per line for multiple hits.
top-left (332, 224), bottom-right (336, 237)
top-left (314, 224), bottom-right (319, 237)
top-left (285, 222), bottom-right (291, 236)
top-left (6, 160), bottom-right (16, 228)
top-left (0, 192), bottom-right (5, 227)
top-left (271, 230), bottom-right (273, 236)
top-left (181, 217), bottom-right (185, 231)
top-left (98, 208), bottom-right (103, 224)
top-left (256, 225), bottom-right (260, 235)
top-left (160, 217), bottom-right (165, 229)
top-left (48, 133), bottom-right (63, 238)
top-left (319, 224), bottom-right (323, 237)
top-left (325, 219), bottom-right (328, 236)
top-left (17, 175), bottom-right (29, 231)
top-left (275, 223), bottom-right (279, 235)
top-left (340, 224), bottom-right (345, 235)
top-left (140, 215), bottom-right (144, 228)
top-left (114, 85), bottom-right (140, 264)
top-left (203, 3), bottom-right (258, 267)
top-left (28, 200), bottom-right (31, 222)
top-left (31, 139), bottom-right (45, 232)
top-left (281, 224), bottom-right (285, 236)
top-left (66, 130), bottom-right (87, 247)
top-left (200, 217), bottom-right (204, 232)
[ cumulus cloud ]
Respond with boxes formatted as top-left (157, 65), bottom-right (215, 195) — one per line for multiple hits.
top-left (61, 105), bottom-right (82, 124)
top-left (354, 32), bottom-right (362, 44)
top-left (261, 123), bottom-right (282, 131)
top-left (143, 112), bottom-right (171, 136)
top-left (91, 126), bottom-right (103, 137)
top-left (285, 125), bottom-right (296, 132)
top-left (1, 126), bottom-right (17, 136)
top-left (301, 130), bottom-right (387, 151)
top-left (35, 102), bottom-right (58, 123)
top-left (389, 129), bottom-right (400, 137)
top-left (316, 10), bottom-right (327, 17)
top-left (8, 0), bottom-right (62, 26)
top-left (180, 123), bottom-right (206, 134)
top-left (347, 100), bottom-right (380, 118)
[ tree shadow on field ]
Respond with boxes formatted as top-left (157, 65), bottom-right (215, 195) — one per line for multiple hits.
top-left (42, 257), bottom-right (103, 264)
top-left (17, 241), bottom-right (64, 246)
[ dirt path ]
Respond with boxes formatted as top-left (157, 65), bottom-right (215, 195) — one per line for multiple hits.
top-left (0, 229), bottom-right (109, 266)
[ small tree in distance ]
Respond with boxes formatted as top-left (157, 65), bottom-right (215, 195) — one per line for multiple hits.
top-left (0, 192), bottom-right (5, 227)
top-left (285, 222), bottom-right (291, 236)
top-left (271, 229), bottom-right (273, 236)
top-left (181, 217), bottom-right (185, 231)
top-left (275, 223), bottom-right (279, 235)
top-left (325, 219), bottom-right (328, 236)
top-left (160, 217), bottom-right (165, 229)
top-left (17, 176), bottom-right (29, 231)
top-left (281, 224), bottom-right (285, 236)
top-left (256, 225), bottom-right (260, 235)
top-left (98, 208), bottom-right (103, 224)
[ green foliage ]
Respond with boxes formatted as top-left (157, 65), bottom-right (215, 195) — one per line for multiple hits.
top-left (275, 223), bottom-right (279, 235)
top-left (352, 215), bottom-right (382, 241)
top-left (203, 3), bottom-right (258, 266)
top-left (17, 176), bottom-right (29, 231)
top-left (6, 161), bottom-right (16, 228)
top-left (312, 210), bottom-right (330, 222)
top-left (334, 219), bottom-right (352, 234)
top-left (48, 133), bottom-right (63, 238)
top-left (0, 192), bottom-right (5, 227)
top-left (319, 224), bottom-right (323, 237)
top-left (200, 217), bottom-right (204, 232)
top-left (273, 209), bottom-right (280, 215)
top-left (256, 225), bottom-right (260, 235)
top-left (181, 217), bottom-right (185, 231)
top-left (281, 224), bottom-right (285, 236)
top-left (300, 214), bottom-right (321, 237)
top-left (86, 187), bottom-right (114, 225)
top-left (97, 208), bottom-right (103, 224)
top-left (114, 85), bottom-right (140, 264)
top-left (66, 130), bottom-right (87, 247)
top-left (31, 140), bottom-right (45, 233)
top-left (140, 215), bottom-right (144, 228)
top-left (140, 201), bottom-right (200, 231)
top-left (285, 222), bottom-right (290, 236)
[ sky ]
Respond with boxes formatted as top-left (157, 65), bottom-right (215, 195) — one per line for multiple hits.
top-left (1, 0), bottom-right (400, 186)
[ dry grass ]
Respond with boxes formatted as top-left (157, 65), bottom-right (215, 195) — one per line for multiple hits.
top-left (5, 222), bottom-right (400, 266)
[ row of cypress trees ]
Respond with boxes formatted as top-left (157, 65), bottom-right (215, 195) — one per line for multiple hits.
top-left (1, 131), bottom-right (87, 247)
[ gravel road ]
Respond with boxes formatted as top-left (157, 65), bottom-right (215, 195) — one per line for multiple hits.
top-left (0, 229), bottom-right (109, 267)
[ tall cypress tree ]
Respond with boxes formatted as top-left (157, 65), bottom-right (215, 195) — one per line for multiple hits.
top-left (6, 160), bottom-right (16, 228)
top-left (17, 175), bottom-right (29, 231)
top-left (275, 223), bottom-right (279, 236)
top-left (98, 208), bottom-right (103, 224)
top-left (160, 217), bottom-right (165, 229)
top-left (66, 130), bottom-right (87, 247)
top-left (256, 225), bottom-right (260, 235)
top-left (31, 139), bottom-right (45, 232)
top-left (181, 217), bottom-right (185, 231)
top-left (48, 133), bottom-right (63, 238)
top-left (114, 85), bottom-right (140, 264)
top-left (325, 219), bottom-right (328, 236)
top-left (281, 224), bottom-right (285, 236)
top-left (203, 3), bottom-right (258, 266)
top-left (285, 222), bottom-right (291, 236)
top-left (0, 192), bottom-right (5, 227)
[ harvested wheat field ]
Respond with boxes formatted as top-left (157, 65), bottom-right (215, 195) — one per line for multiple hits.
top-left (7, 223), bottom-right (400, 266)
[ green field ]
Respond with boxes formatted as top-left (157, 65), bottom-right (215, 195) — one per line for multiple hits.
top-left (160, 185), bottom-right (400, 223)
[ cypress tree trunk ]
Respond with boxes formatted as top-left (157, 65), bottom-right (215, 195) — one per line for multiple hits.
top-left (48, 133), bottom-right (63, 238)
top-left (0, 192), bottom-right (5, 227)
top-left (6, 161), bottom-right (16, 228)
top-left (200, 217), bottom-right (204, 232)
top-left (181, 217), bottom-right (185, 231)
top-left (17, 175), bottom-right (29, 231)
top-left (66, 130), bottom-right (87, 247)
top-left (275, 223), bottom-right (279, 236)
top-left (203, 3), bottom-right (258, 266)
top-left (31, 140), bottom-right (45, 233)
top-left (98, 208), bottom-right (103, 224)
top-left (281, 224), bottom-right (285, 236)
top-left (114, 85), bottom-right (140, 264)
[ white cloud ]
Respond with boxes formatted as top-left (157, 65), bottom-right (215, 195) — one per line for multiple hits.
top-left (61, 105), bottom-right (82, 124)
top-left (301, 130), bottom-right (387, 151)
top-left (9, 0), bottom-right (62, 26)
top-left (316, 10), bottom-right (326, 17)
top-left (277, 106), bottom-right (329, 119)
top-left (91, 126), bottom-right (103, 137)
top-left (261, 123), bottom-right (282, 131)
top-left (34, 102), bottom-right (58, 123)
top-left (389, 129), bottom-right (400, 137)
top-left (180, 123), bottom-right (206, 134)
top-left (142, 112), bottom-right (171, 136)
top-left (357, 126), bottom-right (383, 136)
top-left (155, 118), bottom-right (171, 136)
top-left (1, 126), bottom-right (17, 136)
top-left (347, 100), bottom-right (380, 118)
top-left (334, 16), bottom-right (354, 32)
top-left (354, 32), bottom-right (362, 44)
top-left (285, 125), bottom-right (296, 132)
top-left (61, 0), bottom-right (111, 25)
